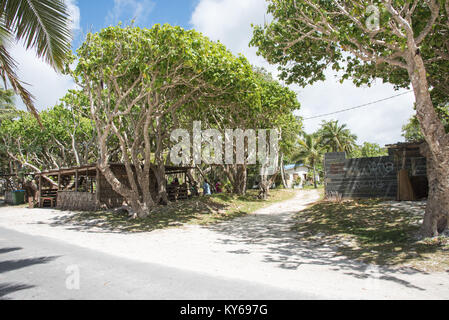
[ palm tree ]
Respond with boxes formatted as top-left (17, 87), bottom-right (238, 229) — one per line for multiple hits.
top-left (318, 120), bottom-right (357, 154)
top-left (291, 133), bottom-right (323, 189)
top-left (0, 0), bottom-right (72, 122)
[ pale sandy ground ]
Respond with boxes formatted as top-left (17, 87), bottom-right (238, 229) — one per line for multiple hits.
top-left (0, 190), bottom-right (448, 300)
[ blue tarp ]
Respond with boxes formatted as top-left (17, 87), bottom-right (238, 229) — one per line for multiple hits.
top-left (284, 164), bottom-right (304, 170)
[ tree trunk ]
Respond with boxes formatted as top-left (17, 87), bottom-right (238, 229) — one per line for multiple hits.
top-left (232, 165), bottom-right (247, 195)
top-left (224, 164), bottom-right (247, 195)
top-left (259, 182), bottom-right (268, 200)
top-left (420, 143), bottom-right (449, 237)
top-left (407, 53), bottom-right (449, 237)
top-left (313, 163), bottom-right (317, 189)
top-left (258, 167), bottom-right (279, 200)
top-left (99, 162), bottom-right (147, 217)
top-left (153, 165), bottom-right (169, 205)
top-left (280, 153), bottom-right (288, 188)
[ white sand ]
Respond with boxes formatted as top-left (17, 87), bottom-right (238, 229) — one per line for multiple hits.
top-left (0, 190), bottom-right (447, 299)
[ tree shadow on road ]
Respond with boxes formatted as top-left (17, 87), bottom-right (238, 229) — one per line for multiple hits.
top-left (205, 208), bottom-right (431, 292)
top-left (0, 282), bottom-right (35, 299)
top-left (0, 247), bottom-right (22, 255)
top-left (0, 256), bottom-right (59, 274)
top-left (47, 199), bottom-right (231, 234)
top-left (0, 249), bottom-right (55, 299)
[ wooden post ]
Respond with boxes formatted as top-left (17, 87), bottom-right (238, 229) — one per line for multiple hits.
top-left (96, 167), bottom-right (101, 209)
top-left (75, 169), bottom-right (78, 192)
top-left (58, 173), bottom-right (61, 191)
top-left (38, 175), bottom-right (42, 208)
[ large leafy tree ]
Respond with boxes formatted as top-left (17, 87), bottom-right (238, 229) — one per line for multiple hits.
top-left (0, 0), bottom-right (72, 121)
top-left (251, 0), bottom-right (449, 237)
top-left (255, 71), bottom-right (301, 198)
top-left (164, 52), bottom-right (261, 197)
top-left (0, 101), bottom-right (94, 170)
top-left (187, 66), bottom-right (301, 197)
top-left (317, 120), bottom-right (357, 154)
top-left (73, 24), bottom-right (261, 217)
top-left (0, 99), bottom-right (95, 187)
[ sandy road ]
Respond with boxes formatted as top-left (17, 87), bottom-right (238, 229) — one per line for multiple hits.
top-left (0, 189), bottom-right (448, 299)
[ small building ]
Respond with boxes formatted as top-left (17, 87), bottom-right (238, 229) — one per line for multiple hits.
top-left (283, 164), bottom-right (310, 188)
top-left (324, 141), bottom-right (428, 200)
top-left (34, 163), bottom-right (194, 211)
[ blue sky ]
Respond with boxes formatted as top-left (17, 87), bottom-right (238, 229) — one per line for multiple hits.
top-left (73, 0), bottom-right (199, 49)
top-left (10, 0), bottom-right (416, 146)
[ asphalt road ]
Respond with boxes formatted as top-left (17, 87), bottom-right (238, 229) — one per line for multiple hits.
top-left (0, 226), bottom-right (320, 300)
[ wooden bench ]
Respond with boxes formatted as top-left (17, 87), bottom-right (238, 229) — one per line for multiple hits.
top-left (39, 189), bottom-right (58, 208)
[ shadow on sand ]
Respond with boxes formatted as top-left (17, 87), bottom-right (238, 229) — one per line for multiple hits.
top-left (205, 210), bottom-right (428, 292)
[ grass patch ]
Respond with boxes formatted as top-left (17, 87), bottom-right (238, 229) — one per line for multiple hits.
top-left (58, 189), bottom-right (296, 233)
top-left (292, 199), bottom-right (449, 272)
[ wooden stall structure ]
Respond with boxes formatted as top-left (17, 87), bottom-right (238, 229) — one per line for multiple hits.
top-left (35, 163), bottom-right (195, 211)
top-left (385, 141), bottom-right (428, 200)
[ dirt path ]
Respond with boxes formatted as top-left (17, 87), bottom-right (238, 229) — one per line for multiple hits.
top-left (0, 189), bottom-right (448, 299)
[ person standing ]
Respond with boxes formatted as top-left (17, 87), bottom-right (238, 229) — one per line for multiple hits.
top-left (203, 180), bottom-right (211, 196)
top-left (215, 181), bottom-right (222, 193)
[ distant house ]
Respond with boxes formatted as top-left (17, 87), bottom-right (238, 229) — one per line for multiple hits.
top-left (283, 164), bottom-right (310, 188)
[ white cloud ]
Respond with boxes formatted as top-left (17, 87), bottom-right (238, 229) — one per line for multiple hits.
top-left (10, 45), bottom-right (77, 112)
top-left (190, 0), bottom-right (416, 146)
top-left (293, 77), bottom-right (415, 145)
top-left (66, 0), bottom-right (81, 31)
top-left (105, 0), bottom-right (155, 26)
top-left (191, 0), bottom-right (272, 71)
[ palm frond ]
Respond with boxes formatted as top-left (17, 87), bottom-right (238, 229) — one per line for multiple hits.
top-left (0, 0), bottom-right (72, 70)
top-left (0, 43), bottom-right (41, 124)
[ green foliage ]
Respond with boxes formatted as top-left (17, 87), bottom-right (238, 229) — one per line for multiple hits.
top-left (0, 88), bottom-right (21, 121)
top-left (402, 100), bottom-right (449, 142)
top-left (251, 1), bottom-right (446, 86)
top-left (291, 133), bottom-right (323, 167)
top-left (316, 120), bottom-right (358, 154)
top-left (402, 103), bottom-right (449, 142)
top-left (0, 96), bottom-right (95, 173)
top-left (255, 70), bottom-right (302, 157)
top-left (73, 24), bottom-right (269, 171)
top-left (250, 0), bottom-right (449, 135)
top-left (350, 142), bottom-right (388, 158)
top-left (402, 116), bottom-right (425, 142)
